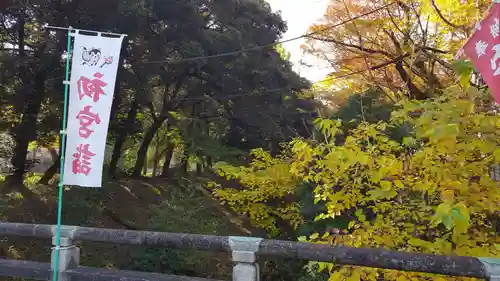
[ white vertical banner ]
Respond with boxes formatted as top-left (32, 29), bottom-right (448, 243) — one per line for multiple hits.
top-left (63, 32), bottom-right (124, 187)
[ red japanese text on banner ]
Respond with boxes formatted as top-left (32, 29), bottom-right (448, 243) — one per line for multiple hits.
top-left (463, 3), bottom-right (500, 103)
top-left (62, 32), bottom-right (124, 187)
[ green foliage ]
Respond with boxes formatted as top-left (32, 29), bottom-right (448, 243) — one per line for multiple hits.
top-left (0, 133), bottom-right (13, 172)
top-left (452, 60), bottom-right (475, 89)
top-left (1, 0), bottom-right (317, 183)
top-left (275, 44), bottom-right (291, 61)
top-left (125, 183), bottom-right (234, 279)
top-left (334, 88), bottom-right (393, 126)
top-left (22, 173), bottom-right (42, 187)
top-left (214, 86), bottom-right (500, 280)
top-left (263, 259), bottom-right (330, 281)
top-left (212, 148), bottom-right (302, 236)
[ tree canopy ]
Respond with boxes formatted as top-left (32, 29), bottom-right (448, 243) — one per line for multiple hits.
top-left (304, 0), bottom-right (491, 102)
top-left (215, 85), bottom-right (500, 280)
top-left (0, 0), bottom-right (318, 185)
top-left (211, 0), bottom-right (500, 280)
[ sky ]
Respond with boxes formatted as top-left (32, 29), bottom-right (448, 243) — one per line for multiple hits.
top-left (266, 0), bottom-right (332, 82)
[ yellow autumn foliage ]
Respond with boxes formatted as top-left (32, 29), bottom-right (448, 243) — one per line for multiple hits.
top-left (213, 85), bottom-right (500, 280)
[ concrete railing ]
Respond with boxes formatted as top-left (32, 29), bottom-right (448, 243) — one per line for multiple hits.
top-left (0, 222), bottom-right (498, 281)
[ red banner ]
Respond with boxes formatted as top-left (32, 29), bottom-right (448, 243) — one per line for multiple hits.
top-left (463, 3), bottom-right (500, 103)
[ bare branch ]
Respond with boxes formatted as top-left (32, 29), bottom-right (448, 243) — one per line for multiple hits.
top-left (308, 36), bottom-right (393, 57)
top-left (430, 0), bottom-right (469, 34)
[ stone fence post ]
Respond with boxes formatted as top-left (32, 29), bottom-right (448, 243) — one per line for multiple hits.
top-left (480, 258), bottom-right (500, 281)
top-left (229, 236), bottom-right (263, 281)
top-left (51, 227), bottom-right (80, 281)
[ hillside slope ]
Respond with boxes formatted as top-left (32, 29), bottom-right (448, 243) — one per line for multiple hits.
top-left (0, 176), bottom-right (245, 280)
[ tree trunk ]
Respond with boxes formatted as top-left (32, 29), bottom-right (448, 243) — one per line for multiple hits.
top-left (39, 147), bottom-right (60, 185)
top-left (203, 113), bottom-right (212, 169)
top-left (39, 158), bottom-right (59, 185)
top-left (142, 157), bottom-right (148, 176)
top-left (160, 143), bottom-right (174, 178)
top-left (132, 71), bottom-right (187, 177)
top-left (180, 103), bottom-right (197, 175)
top-left (180, 148), bottom-right (189, 175)
top-left (394, 61), bottom-right (427, 100)
top-left (132, 117), bottom-right (165, 177)
top-left (152, 160), bottom-right (158, 176)
top-left (206, 156), bottom-right (213, 168)
top-left (152, 154), bottom-right (159, 176)
top-left (109, 101), bottom-right (138, 177)
top-left (48, 147), bottom-right (58, 160)
top-left (108, 42), bottom-right (127, 125)
top-left (153, 140), bottom-right (168, 177)
top-left (7, 70), bottom-right (46, 185)
top-left (196, 153), bottom-right (202, 175)
top-left (6, 16), bottom-right (28, 185)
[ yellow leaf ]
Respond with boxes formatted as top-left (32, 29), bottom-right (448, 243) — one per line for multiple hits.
top-left (494, 148), bottom-right (500, 161)
top-left (408, 238), bottom-right (423, 247)
top-left (380, 181), bottom-right (392, 190)
top-left (347, 271), bottom-right (361, 281)
top-left (317, 262), bottom-right (327, 272)
top-left (368, 189), bottom-right (397, 200)
top-left (394, 180), bottom-right (404, 188)
top-left (329, 271), bottom-right (342, 281)
top-left (441, 190), bottom-right (455, 203)
top-left (396, 275), bottom-right (409, 281)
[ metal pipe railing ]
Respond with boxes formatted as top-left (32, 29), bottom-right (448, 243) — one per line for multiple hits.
top-left (0, 222), bottom-right (497, 280)
top-left (0, 258), bottom-right (221, 281)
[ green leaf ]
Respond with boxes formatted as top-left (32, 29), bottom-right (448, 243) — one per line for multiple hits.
top-left (442, 215), bottom-right (454, 230)
top-left (368, 189), bottom-right (385, 200)
top-left (348, 221), bottom-right (356, 229)
top-left (452, 59), bottom-right (474, 74)
top-left (451, 203), bottom-right (470, 233)
top-left (494, 149), bottom-right (500, 162)
top-left (453, 60), bottom-right (474, 89)
top-left (434, 123), bottom-right (460, 139)
top-left (435, 203), bottom-right (451, 218)
top-left (394, 180), bottom-right (404, 188)
top-left (27, 141), bottom-right (38, 151)
top-left (355, 209), bottom-right (363, 217)
top-left (434, 203), bottom-right (455, 230)
top-left (380, 181), bottom-right (392, 190)
top-left (402, 137), bottom-right (417, 147)
top-left (355, 209), bottom-right (366, 222)
top-left (368, 188), bottom-right (397, 200)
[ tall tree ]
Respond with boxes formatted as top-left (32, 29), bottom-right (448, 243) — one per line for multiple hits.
top-left (0, 0), bottom-right (316, 184)
top-left (304, 0), bottom-right (489, 101)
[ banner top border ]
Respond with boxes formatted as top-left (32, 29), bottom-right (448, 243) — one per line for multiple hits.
top-left (44, 25), bottom-right (127, 37)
